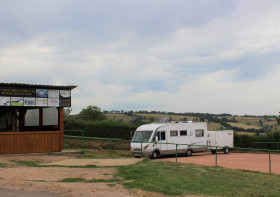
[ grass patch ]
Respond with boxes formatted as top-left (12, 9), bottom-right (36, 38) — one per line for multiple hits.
top-left (64, 138), bottom-right (131, 158)
top-left (26, 180), bottom-right (47, 182)
top-left (85, 179), bottom-right (121, 183)
top-left (10, 160), bottom-right (41, 167)
top-left (0, 163), bottom-right (8, 168)
top-left (118, 159), bottom-right (280, 196)
top-left (10, 160), bottom-right (98, 168)
top-left (58, 178), bottom-right (121, 183)
top-left (59, 178), bottom-right (85, 183)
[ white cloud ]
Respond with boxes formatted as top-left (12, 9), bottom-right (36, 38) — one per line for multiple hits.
top-left (1, 0), bottom-right (280, 115)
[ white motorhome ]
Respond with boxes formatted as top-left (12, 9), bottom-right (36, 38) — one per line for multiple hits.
top-left (130, 121), bottom-right (233, 159)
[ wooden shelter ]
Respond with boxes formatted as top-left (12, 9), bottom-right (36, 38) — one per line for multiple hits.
top-left (0, 83), bottom-right (77, 154)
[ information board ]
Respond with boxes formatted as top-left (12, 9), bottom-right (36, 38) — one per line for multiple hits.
top-left (0, 87), bottom-right (71, 107)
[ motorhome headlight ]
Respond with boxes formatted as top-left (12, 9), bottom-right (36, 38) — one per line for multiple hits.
top-left (143, 144), bottom-right (150, 149)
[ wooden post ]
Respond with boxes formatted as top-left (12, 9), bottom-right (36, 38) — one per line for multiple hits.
top-left (58, 107), bottom-right (64, 150)
top-left (18, 108), bottom-right (27, 131)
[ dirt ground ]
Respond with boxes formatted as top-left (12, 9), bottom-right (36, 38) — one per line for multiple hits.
top-left (1, 152), bottom-right (279, 197)
top-left (0, 154), bottom-right (164, 197)
top-left (160, 152), bottom-right (280, 174)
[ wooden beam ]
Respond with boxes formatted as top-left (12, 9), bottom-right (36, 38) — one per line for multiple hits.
top-left (58, 107), bottom-right (64, 150)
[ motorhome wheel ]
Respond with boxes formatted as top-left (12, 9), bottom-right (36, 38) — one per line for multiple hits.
top-left (186, 149), bottom-right (192, 157)
top-left (211, 150), bottom-right (216, 154)
top-left (151, 151), bottom-right (159, 159)
top-left (224, 148), bottom-right (230, 154)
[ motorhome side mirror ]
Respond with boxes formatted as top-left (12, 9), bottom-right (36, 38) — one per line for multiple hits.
top-left (155, 136), bottom-right (159, 142)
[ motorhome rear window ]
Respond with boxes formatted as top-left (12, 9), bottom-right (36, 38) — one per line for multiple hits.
top-left (195, 129), bottom-right (204, 137)
top-left (180, 130), bottom-right (187, 136)
top-left (170, 130), bottom-right (178, 137)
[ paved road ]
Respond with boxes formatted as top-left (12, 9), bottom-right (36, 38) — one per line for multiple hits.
top-left (0, 189), bottom-right (65, 197)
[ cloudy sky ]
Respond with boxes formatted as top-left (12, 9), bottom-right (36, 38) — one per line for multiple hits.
top-left (1, 0), bottom-right (280, 115)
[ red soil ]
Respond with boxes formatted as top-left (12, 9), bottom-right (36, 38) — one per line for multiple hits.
top-left (159, 152), bottom-right (280, 174)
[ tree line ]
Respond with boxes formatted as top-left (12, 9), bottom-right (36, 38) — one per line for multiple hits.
top-left (64, 106), bottom-right (280, 148)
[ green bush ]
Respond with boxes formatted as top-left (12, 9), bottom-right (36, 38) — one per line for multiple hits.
top-left (64, 118), bottom-right (137, 140)
top-left (234, 130), bottom-right (280, 149)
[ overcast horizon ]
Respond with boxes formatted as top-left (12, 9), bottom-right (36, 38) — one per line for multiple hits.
top-left (1, 0), bottom-right (280, 116)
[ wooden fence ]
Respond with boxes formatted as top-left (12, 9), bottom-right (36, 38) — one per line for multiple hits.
top-left (0, 131), bottom-right (61, 154)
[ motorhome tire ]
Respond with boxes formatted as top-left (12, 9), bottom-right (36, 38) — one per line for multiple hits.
top-left (224, 148), bottom-right (230, 154)
top-left (151, 151), bottom-right (159, 159)
top-left (186, 149), bottom-right (192, 157)
top-left (211, 150), bottom-right (216, 154)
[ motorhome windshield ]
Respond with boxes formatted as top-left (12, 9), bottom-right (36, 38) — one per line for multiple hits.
top-left (132, 131), bottom-right (153, 142)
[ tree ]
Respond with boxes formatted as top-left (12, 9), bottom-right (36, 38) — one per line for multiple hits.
top-left (259, 120), bottom-right (263, 127)
top-left (148, 117), bottom-right (155, 123)
top-left (64, 108), bottom-right (72, 118)
top-left (78, 105), bottom-right (106, 121)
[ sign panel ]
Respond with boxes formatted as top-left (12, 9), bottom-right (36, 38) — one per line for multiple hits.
top-left (36, 89), bottom-right (48, 98)
top-left (11, 97), bottom-right (24, 106)
top-left (48, 90), bottom-right (59, 99)
top-left (60, 98), bottom-right (71, 107)
top-left (36, 98), bottom-right (48, 107)
top-left (0, 86), bottom-right (72, 107)
top-left (24, 97), bottom-right (36, 107)
top-left (60, 90), bottom-right (71, 98)
top-left (48, 98), bottom-right (59, 107)
top-left (0, 97), bottom-right (10, 106)
top-left (0, 87), bottom-right (36, 97)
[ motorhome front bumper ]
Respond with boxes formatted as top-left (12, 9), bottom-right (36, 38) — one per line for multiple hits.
top-left (131, 149), bottom-right (153, 157)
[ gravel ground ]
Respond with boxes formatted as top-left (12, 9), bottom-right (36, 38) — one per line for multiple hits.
top-left (0, 154), bottom-right (156, 197)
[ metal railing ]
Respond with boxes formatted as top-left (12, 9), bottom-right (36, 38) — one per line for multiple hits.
top-left (64, 130), bottom-right (280, 174)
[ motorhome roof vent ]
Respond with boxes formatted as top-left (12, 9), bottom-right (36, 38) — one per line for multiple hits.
top-left (182, 121), bottom-right (193, 123)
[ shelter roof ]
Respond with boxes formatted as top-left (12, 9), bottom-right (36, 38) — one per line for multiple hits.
top-left (0, 83), bottom-right (77, 90)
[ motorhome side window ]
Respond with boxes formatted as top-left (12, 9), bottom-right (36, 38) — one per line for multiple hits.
top-left (160, 132), bottom-right (166, 141)
top-left (170, 130), bottom-right (178, 137)
top-left (180, 130), bottom-right (187, 136)
top-left (195, 129), bottom-right (204, 137)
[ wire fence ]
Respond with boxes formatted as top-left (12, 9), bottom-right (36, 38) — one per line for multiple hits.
top-left (64, 130), bottom-right (280, 174)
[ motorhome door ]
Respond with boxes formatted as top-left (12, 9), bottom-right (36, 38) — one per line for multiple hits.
top-left (159, 131), bottom-right (168, 154)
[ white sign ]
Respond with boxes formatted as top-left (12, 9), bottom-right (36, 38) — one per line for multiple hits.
top-left (48, 90), bottom-right (59, 99)
top-left (36, 98), bottom-right (48, 107)
top-left (60, 90), bottom-right (71, 98)
top-left (0, 97), bottom-right (10, 106)
top-left (48, 98), bottom-right (59, 107)
top-left (24, 97), bottom-right (36, 107)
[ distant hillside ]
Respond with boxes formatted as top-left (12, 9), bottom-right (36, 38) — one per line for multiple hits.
top-left (105, 111), bottom-right (279, 134)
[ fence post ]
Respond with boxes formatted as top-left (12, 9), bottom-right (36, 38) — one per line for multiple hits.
top-left (215, 146), bottom-right (218, 167)
top-left (110, 140), bottom-right (112, 157)
top-left (176, 144), bottom-right (178, 163)
top-left (141, 142), bottom-right (142, 158)
top-left (269, 151), bottom-right (271, 174)
top-left (82, 130), bottom-right (85, 154)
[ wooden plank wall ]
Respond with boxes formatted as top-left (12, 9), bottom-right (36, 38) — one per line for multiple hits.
top-left (0, 131), bottom-right (60, 154)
